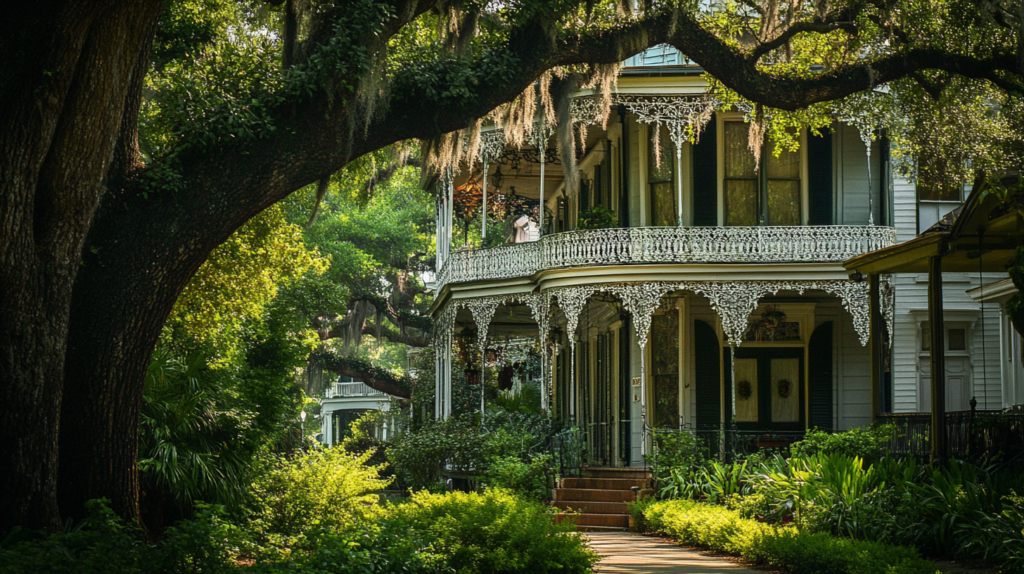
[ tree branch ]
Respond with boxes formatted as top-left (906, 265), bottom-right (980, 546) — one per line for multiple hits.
top-left (312, 349), bottom-right (413, 398)
top-left (749, 20), bottom-right (859, 62)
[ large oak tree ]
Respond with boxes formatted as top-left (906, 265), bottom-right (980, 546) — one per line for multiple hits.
top-left (3, 0), bottom-right (1024, 532)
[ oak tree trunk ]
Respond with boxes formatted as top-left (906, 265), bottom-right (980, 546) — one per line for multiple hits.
top-left (0, 0), bottom-right (161, 531)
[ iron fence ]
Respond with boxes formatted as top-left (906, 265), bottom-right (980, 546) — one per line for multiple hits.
top-left (877, 409), bottom-right (1024, 470)
top-left (651, 427), bottom-right (807, 465)
top-left (549, 427), bottom-right (584, 478)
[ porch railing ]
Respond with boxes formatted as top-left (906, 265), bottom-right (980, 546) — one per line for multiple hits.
top-left (325, 382), bottom-right (387, 399)
top-left (877, 409), bottom-right (1024, 469)
top-left (549, 427), bottom-right (584, 478)
top-left (437, 225), bottom-right (898, 291)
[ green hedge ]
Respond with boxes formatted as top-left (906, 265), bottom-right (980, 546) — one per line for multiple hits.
top-left (643, 500), bottom-right (939, 574)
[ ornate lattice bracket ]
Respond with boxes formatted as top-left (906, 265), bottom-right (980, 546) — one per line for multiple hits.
top-left (606, 283), bottom-right (679, 350)
top-left (463, 297), bottom-right (503, 352)
top-left (618, 95), bottom-right (717, 148)
top-left (678, 281), bottom-right (871, 347)
top-left (880, 274), bottom-right (895, 346)
top-left (479, 130), bottom-right (506, 161)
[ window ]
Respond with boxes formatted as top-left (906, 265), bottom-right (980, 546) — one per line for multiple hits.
top-left (724, 121), bottom-right (802, 226)
top-left (648, 125), bottom-right (677, 226)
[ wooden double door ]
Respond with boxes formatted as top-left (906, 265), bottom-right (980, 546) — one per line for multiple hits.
top-left (727, 347), bottom-right (805, 431)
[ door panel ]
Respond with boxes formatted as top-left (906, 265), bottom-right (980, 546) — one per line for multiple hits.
top-left (733, 358), bottom-right (758, 422)
top-left (771, 358), bottom-right (800, 422)
top-left (733, 347), bottom-right (804, 431)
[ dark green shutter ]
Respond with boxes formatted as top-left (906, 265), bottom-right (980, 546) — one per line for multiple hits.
top-left (809, 322), bottom-right (833, 430)
top-left (692, 116), bottom-right (717, 226)
top-left (694, 320), bottom-right (721, 429)
top-left (807, 129), bottom-right (833, 225)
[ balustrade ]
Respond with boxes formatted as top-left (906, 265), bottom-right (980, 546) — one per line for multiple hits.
top-left (436, 225), bottom-right (896, 291)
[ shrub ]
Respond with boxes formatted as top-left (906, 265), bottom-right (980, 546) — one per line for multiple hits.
top-left (388, 415), bottom-right (488, 489)
top-left (642, 499), bottom-right (938, 574)
top-left (388, 489), bottom-right (599, 574)
top-left (246, 446), bottom-right (390, 537)
top-left (650, 430), bottom-right (703, 482)
top-left (789, 426), bottom-right (891, 463)
top-left (482, 454), bottom-right (553, 501)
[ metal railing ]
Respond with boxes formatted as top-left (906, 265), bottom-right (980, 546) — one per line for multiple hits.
top-left (437, 225), bottom-right (897, 292)
top-left (877, 409), bottom-right (1024, 469)
top-left (549, 427), bottom-right (584, 478)
top-left (324, 382), bottom-right (387, 399)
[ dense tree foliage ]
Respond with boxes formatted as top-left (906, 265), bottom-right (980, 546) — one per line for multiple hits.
top-left (6, 0), bottom-right (1024, 532)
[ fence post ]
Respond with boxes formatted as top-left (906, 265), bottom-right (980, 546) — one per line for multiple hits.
top-left (969, 396), bottom-right (977, 458)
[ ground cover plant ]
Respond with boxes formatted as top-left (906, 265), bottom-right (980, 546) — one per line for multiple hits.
top-left (643, 499), bottom-right (939, 574)
top-left (646, 427), bottom-right (1024, 573)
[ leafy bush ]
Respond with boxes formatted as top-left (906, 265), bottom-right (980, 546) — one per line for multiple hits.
top-left (246, 446), bottom-right (390, 537)
top-left (789, 426), bottom-right (891, 463)
top-left (388, 414), bottom-right (489, 489)
top-left (642, 499), bottom-right (938, 574)
top-left (388, 489), bottom-right (599, 574)
top-left (650, 430), bottom-right (703, 483)
top-left (482, 454), bottom-right (553, 501)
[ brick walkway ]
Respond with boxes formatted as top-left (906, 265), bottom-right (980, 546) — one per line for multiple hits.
top-left (587, 532), bottom-right (761, 574)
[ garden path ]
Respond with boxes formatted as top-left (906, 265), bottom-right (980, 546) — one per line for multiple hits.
top-left (588, 532), bottom-right (761, 574)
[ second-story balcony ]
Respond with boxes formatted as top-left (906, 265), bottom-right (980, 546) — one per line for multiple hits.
top-left (324, 381), bottom-right (388, 399)
top-left (437, 225), bottom-right (897, 291)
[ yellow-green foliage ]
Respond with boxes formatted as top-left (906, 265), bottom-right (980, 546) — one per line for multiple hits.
top-left (165, 203), bottom-right (328, 364)
top-left (247, 446), bottom-right (390, 538)
top-left (388, 489), bottom-right (599, 574)
top-left (643, 500), bottom-right (939, 574)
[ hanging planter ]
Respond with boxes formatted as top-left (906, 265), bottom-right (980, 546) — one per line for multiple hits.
top-left (737, 380), bottom-right (753, 400)
top-left (777, 379), bottom-right (792, 398)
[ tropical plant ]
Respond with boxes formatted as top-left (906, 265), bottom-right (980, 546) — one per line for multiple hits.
top-left (138, 350), bottom-right (266, 526)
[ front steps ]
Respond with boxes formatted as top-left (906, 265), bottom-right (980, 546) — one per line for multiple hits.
top-left (553, 468), bottom-right (651, 531)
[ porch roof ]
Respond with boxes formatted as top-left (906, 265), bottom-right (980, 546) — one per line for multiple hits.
top-left (843, 176), bottom-right (1023, 275)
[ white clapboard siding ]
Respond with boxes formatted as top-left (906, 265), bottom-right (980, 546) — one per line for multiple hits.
top-left (833, 123), bottom-right (882, 226)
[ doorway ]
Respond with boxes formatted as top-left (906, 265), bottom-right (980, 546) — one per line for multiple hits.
top-left (726, 347), bottom-right (805, 431)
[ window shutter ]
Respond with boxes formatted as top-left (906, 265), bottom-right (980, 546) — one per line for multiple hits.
top-left (809, 322), bottom-right (833, 430)
top-left (692, 116), bottom-right (718, 226)
top-left (807, 129), bottom-right (833, 225)
top-left (694, 320), bottom-right (721, 429)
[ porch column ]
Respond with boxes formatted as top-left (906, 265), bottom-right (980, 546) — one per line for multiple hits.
top-left (869, 274), bottom-right (884, 421)
top-left (928, 250), bottom-right (947, 462)
top-left (481, 157), bottom-right (488, 238)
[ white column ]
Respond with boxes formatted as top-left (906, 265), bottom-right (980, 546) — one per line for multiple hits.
top-left (447, 173), bottom-right (455, 253)
top-left (676, 145), bottom-right (683, 226)
top-left (482, 158), bottom-right (488, 238)
top-left (539, 146), bottom-right (546, 236)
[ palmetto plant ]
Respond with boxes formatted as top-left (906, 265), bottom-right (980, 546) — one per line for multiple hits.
top-left (138, 349), bottom-right (257, 524)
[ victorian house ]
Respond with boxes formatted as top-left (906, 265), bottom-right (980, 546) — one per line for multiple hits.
top-left (428, 47), bottom-right (1016, 470)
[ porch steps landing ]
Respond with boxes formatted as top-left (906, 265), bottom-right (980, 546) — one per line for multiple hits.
top-left (553, 468), bottom-right (650, 531)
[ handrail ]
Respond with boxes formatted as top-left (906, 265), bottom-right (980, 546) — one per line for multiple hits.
top-left (436, 225), bottom-right (898, 292)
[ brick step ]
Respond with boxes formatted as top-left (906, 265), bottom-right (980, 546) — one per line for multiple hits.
top-left (582, 467), bottom-right (651, 479)
top-left (553, 488), bottom-right (635, 503)
top-left (552, 500), bottom-right (628, 514)
top-left (560, 477), bottom-right (648, 490)
top-left (555, 513), bottom-right (630, 528)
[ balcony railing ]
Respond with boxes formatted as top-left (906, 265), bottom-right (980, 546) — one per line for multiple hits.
top-left (437, 225), bottom-right (897, 291)
top-left (325, 382), bottom-right (387, 399)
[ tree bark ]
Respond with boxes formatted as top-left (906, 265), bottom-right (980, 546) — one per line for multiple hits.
top-left (0, 0), bottom-right (161, 532)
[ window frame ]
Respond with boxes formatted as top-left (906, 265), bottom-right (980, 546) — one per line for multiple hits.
top-left (716, 113), bottom-right (809, 227)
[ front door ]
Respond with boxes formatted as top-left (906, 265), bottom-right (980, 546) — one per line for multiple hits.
top-left (728, 347), bottom-right (804, 431)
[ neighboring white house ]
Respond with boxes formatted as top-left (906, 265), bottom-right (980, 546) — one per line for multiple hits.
top-left (319, 376), bottom-right (400, 446)
top-left (889, 179), bottom-right (1012, 413)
